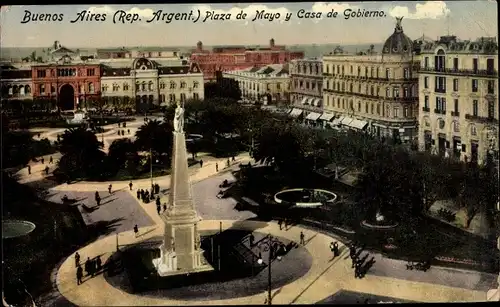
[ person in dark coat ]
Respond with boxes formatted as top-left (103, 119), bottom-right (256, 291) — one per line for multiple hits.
top-left (108, 184), bottom-right (112, 194)
top-left (76, 265), bottom-right (83, 285)
top-left (155, 184), bottom-right (160, 194)
top-left (333, 242), bottom-right (339, 257)
top-left (84, 257), bottom-right (91, 276)
top-left (96, 256), bottom-right (102, 272)
top-left (49, 156), bottom-right (53, 164)
top-left (27, 165), bottom-right (31, 175)
top-left (300, 231), bottom-right (305, 245)
top-left (163, 204), bottom-right (167, 212)
top-left (157, 205), bottom-right (161, 215)
top-left (278, 219), bottom-right (283, 230)
top-left (129, 181), bottom-right (133, 191)
top-left (45, 166), bottom-right (50, 175)
top-left (156, 196), bottom-right (161, 207)
top-left (215, 162), bottom-right (219, 172)
top-left (95, 191), bottom-right (100, 202)
top-left (75, 252), bottom-right (81, 267)
top-left (136, 190), bottom-right (141, 200)
top-left (134, 224), bottom-right (139, 237)
top-left (41, 157), bottom-right (45, 164)
top-left (200, 160), bottom-right (204, 168)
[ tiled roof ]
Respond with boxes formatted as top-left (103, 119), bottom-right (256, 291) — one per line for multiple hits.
top-left (97, 48), bottom-right (130, 53)
top-left (101, 67), bottom-right (131, 77)
top-left (1, 69), bottom-right (32, 79)
top-left (51, 47), bottom-right (76, 54)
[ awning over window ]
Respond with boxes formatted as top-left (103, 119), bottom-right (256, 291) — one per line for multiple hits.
top-left (331, 116), bottom-right (344, 126)
top-left (289, 108), bottom-right (303, 117)
top-left (306, 112), bottom-right (322, 121)
top-left (300, 97), bottom-right (308, 105)
top-left (319, 113), bottom-right (335, 121)
top-left (348, 119), bottom-right (368, 130)
top-left (341, 117), bottom-right (354, 126)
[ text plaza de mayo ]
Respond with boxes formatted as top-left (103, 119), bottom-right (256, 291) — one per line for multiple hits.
top-left (0, 18), bottom-right (498, 166)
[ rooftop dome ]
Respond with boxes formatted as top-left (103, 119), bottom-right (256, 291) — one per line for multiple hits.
top-left (382, 17), bottom-right (413, 55)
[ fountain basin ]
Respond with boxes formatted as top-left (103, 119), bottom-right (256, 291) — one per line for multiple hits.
top-left (274, 188), bottom-right (337, 208)
top-left (2, 220), bottom-right (36, 239)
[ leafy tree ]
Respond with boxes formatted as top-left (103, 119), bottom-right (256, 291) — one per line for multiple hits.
top-left (134, 119), bottom-right (173, 164)
top-left (56, 127), bottom-right (106, 179)
top-left (458, 165), bottom-right (499, 229)
top-left (108, 138), bottom-right (139, 174)
top-left (354, 146), bottom-right (423, 223)
top-left (204, 77), bottom-right (242, 101)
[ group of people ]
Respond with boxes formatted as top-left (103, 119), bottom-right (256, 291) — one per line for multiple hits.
top-left (156, 196), bottom-right (167, 214)
top-left (136, 183), bottom-right (160, 204)
top-left (116, 129), bottom-right (130, 136)
top-left (27, 155), bottom-right (54, 176)
top-left (75, 252), bottom-right (103, 285)
top-left (330, 241), bottom-right (340, 257)
top-left (277, 218), bottom-right (298, 231)
top-left (349, 243), bottom-right (375, 279)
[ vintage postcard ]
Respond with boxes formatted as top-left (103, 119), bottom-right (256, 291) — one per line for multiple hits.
top-left (1, 1), bottom-right (499, 306)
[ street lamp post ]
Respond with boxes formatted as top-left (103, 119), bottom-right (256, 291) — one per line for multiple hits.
top-left (256, 234), bottom-right (286, 305)
top-left (149, 148), bottom-right (153, 188)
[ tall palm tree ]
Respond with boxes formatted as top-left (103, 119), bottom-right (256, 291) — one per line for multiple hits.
top-left (134, 119), bottom-right (173, 162)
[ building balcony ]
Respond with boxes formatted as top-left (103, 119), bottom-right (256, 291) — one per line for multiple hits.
top-left (451, 111), bottom-right (460, 117)
top-left (435, 88), bottom-right (447, 94)
top-left (434, 109), bottom-right (446, 115)
top-left (419, 67), bottom-right (498, 78)
top-left (422, 107), bottom-right (430, 112)
top-left (465, 114), bottom-right (497, 124)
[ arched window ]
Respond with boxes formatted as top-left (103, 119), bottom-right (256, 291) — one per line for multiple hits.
top-left (51, 86), bottom-right (56, 94)
top-left (25, 85), bottom-right (31, 94)
top-left (180, 81), bottom-right (186, 89)
top-left (123, 83), bottom-right (129, 91)
top-left (88, 83), bottom-right (94, 93)
top-left (193, 81), bottom-right (199, 89)
top-left (135, 82), bottom-right (140, 91)
top-left (170, 81), bottom-right (176, 89)
top-left (159, 82), bottom-right (165, 90)
top-left (80, 85), bottom-right (84, 94)
top-left (19, 85), bottom-right (25, 96)
top-left (141, 82), bottom-right (146, 91)
top-left (148, 81), bottom-right (154, 91)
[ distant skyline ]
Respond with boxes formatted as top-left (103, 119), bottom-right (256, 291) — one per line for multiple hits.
top-left (1, 1), bottom-right (498, 48)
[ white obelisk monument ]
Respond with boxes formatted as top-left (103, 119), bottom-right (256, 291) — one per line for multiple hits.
top-left (152, 103), bottom-right (212, 275)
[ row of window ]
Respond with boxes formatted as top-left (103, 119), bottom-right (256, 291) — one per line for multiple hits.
top-left (36, 68), bottom-right (97, 78)
top-left (324, 64), bottom-right (412, 79)
top-left (324, 94), bottom-right (412, 118)
top-left (424, 55), bottom-right (495, 72)
top-left (324, 81), bottom-right (416, 98)
top-left (423, 76), bottom-right (495, 94)
top-left (102, 81), bottom-right (200, 92)
top-left (293, 80), bottom-right (322, 92)
top-left (423, 119), bottom-right (478, 136)
top-left (238, 81), bottom-right (287, 91)
top-left (4, 84), bottom-right (32, 96)
top-left (423, 95), bottom-right (496, 118)
top-left (37, 83), bottom-right (96, 94)
top-left (157, 92), bottom-right (199, 103)
top-left (294, 63), bottom-right (321, 75)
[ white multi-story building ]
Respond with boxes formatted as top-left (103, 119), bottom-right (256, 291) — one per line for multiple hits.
top-left (100, 57), bottom-right (204, 109)
top-left (322, 17), bottom-right (419, 142)
top-left (418, 36), bottom-right (498, 165)
top-left (222, 64), bottom-right (290, 105)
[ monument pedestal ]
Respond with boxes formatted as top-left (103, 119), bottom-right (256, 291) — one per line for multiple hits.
top-left (152, 128), bottom-right (213, 276)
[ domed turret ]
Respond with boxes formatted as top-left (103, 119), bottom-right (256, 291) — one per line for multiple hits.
top-left (382, 17), bottom-right (413, 55)
top-left (196, 41), bottom-right (203, 51)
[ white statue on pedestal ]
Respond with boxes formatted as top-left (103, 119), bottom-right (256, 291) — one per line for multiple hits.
top-left (174, 104), bottom-right (185, 133)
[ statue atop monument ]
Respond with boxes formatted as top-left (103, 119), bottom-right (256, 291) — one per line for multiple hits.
top-left (395, 16), bottom-right (404, 32)
top-left (174, 103), bottom-right (185, 133)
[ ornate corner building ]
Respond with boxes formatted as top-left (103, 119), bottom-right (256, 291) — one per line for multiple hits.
top-left (222, 64), bottom-right (290, 105)
top-left (417, 36), bottom-right (498, 165)
top-left (322, 18), bottom-right (419, 142)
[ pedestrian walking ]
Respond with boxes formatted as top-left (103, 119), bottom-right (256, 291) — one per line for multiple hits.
top-left (133, 224), bottom-right (139, 237)
top-left (156, 196), bottom-right (161, 207)
top-left (108, 184), bottom-right (112, 194)
top-left (76, 265), bottom-right (83, 285)
top-left (41, 157), bottom-right (45, 164)
top-left (90, 259), bottom-right (96, 277)
top-left (300, 231), bottom-right (305, 245)
top-left (226, 158), bottom-right (230, 167)
top-left (278, 219), bottom-right (283, 230)
top-left (84, 257), bottom-right (91, 276)
top-left (232, 156), bottom-right (235, 162)
top-left (355, 261), bottom-right (362, 278)
top-left (215, 162), bottom-right (219, 172)
top-left (163, 204), bottom-right (167, 212)
top-left (136, 190), bottom-right (141, 200)
top-left (127, 129), bottom-right (130, 135)
top-left (27, 165), bottom-right (31, 175)
top-left (49, 156), bottom-right (53, 164)
top-left (96, 255), bottom-right (102, 272)
top-left (333, 242), bottom-right (339, 257)
top-left (155, 183), bottom-right (160, 194)
top-left (37, 133), bottom-right (41, 138)
top-left (157, 205), bottom-right (161, 215)
top-left (44, 166), bottom-right (49, 175)
top-left (75, 252), bottom-right (81, 267)
top-left (200, 160), bottom-right (203, 168)
top-left (129, 181), bottom-right (133, 191)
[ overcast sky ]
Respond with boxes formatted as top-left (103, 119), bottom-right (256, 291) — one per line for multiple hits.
top-left (1, 1), bottom-right (497, 48)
